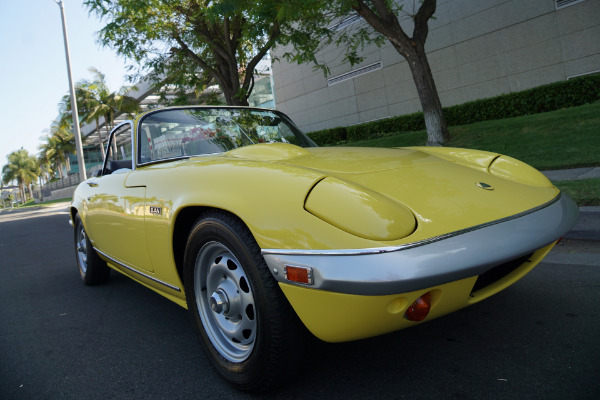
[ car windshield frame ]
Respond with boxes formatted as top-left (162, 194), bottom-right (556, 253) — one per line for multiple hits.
top-left (136, 106), bottom-right (317, 167)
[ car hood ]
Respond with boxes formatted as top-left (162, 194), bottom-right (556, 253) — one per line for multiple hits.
top-left (228, 143), bottom-right (560, 242)
top-left (228, 143), bottom-right (441, 173)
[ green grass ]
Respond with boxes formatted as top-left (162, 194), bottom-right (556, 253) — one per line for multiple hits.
top-left (345, 102), bottom-right (600, 171)
top-left (4, 197), bottom-right (72, 209)
top-left (554, 179), bottom-right (600, 207)
top-left (38, 197), bottom-right (72, 206)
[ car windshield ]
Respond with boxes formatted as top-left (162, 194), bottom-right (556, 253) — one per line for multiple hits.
top-left (138, 107), bottom-right (316, 164)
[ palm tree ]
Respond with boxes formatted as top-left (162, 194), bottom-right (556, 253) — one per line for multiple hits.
top-left (37, 151), bottom-right (54, 185)
top-left (62, 68), bottom-right (142, 159)
top-left (39, 121), bottom-right (75, 179)
top-left (2, 148), bottom-right (38, 203)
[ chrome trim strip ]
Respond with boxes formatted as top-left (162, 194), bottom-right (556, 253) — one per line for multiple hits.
top-left (95, 248), bottom-right (181, 292)
top-left (101, 120), bottom-right (135, 172)
top-left (262, 194), bottom-right (563, 256)
top-left (262, 193), bottom-right (579, 296)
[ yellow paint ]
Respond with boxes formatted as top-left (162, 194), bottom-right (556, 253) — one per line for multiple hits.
top-left (279, 277), bottom-right (477, 342)
top-left (469, 241), bottom-right (556, 303)
top-left (489, 155), bottom-right (554, 187)
top-left (411, 146), bottom-right (499, 170)
top-left (305, 177), bottom-right (416, 240)
top-left (280, 242), bottom-right (555, 342)
top-left (106, 260), bottom-right (187, 307)
top-left (72, 119), bottom-right (563, 337)
top-left (228, 142), bottom-right (311, 161)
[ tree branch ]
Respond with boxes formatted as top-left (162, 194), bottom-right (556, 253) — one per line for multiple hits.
top-left (352, 0), bottom-right (412, 54)
top-left (241, 20), bottom-right (281, 93)
top-left (413, 0), bottom-right (436, 45)
top-left (172, 34), bottom-right (228, 91)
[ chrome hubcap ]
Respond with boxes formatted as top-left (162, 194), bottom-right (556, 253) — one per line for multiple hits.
top-left (194, 242), bottom-right (257, 362)
top-left (209, 289), bottom-right (230, 314)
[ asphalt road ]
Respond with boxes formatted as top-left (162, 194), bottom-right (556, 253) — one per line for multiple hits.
top-left (1, 205), bottom-right (599, 400)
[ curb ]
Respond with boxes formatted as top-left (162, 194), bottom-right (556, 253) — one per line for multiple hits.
top-left (542, 167), bottom-right (600, 182)
top-left (564, 208), bottom-right (600, 242)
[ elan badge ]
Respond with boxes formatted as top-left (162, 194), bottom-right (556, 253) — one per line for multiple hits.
top-left (149, 206), bottom-right (162, 215)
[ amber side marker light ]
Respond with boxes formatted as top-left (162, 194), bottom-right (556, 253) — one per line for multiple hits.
top-left (284, 265), bottom-right (313, 285)
top-left (405, 292), bottom-right (432, 322)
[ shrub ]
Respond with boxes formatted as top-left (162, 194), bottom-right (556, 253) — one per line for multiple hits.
top-left (306, 126), bottom-right (347, 146)
top-left (305, 74), bottom-right (600, 145)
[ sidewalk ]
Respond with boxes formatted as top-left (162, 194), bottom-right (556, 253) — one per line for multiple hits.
top-left (542, 166), bottom-right (600, 181)
top-left (541, 167), bottom-right (599, 266)
top-left (541, 167), bottom-right (600, 243)
top-left (542, 167), bottom-right (600, 241)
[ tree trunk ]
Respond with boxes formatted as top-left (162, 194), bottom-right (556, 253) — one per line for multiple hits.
top-left (403, 42), bottom-right (450, 146)
top-left (38, 176), bottom-right (44, 201)
top-left (223, 89), bottom-right (249, 106)
top-left (96, 119), bottom-right (105, 159)
top-left (18, 181), bottom-right (25, 204)
top-left (352, 0), bottom-right (449, 146)
top-left (105, 123), bottom-right (111, 149)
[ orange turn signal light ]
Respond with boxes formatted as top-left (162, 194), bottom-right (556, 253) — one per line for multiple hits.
top-left (284, 265), bottom-right (313, 285)
top-left (405, 292), bottom-right (432, 322)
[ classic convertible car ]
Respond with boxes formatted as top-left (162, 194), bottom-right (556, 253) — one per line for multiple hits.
top-left (71, 106), bottom-right (578, 391)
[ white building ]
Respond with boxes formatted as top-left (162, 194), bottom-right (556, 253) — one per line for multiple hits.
top-left (271, 0), bottom-right (600, 133)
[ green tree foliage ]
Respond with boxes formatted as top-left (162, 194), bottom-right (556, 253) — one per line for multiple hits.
top-left (280, 0), bottom-right (450, 145)
top-left (61, 68), bottom-right (141, 159)
top-left (85, 0), bottom-right (304, 106)
top-left (39, 120), bottom-right (76, 180)
top-left (2, 149), bottom-right (39, 203)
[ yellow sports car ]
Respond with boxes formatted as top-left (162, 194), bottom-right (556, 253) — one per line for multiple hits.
top-left (71, 106), bottom-right (578, 391)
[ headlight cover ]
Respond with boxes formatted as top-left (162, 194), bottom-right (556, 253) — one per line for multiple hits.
top-left (305, 177), bottom-right (416, 241)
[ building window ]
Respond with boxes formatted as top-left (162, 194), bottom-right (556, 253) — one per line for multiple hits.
top-left (555, 0), bottom-right (586, 10)
top-left (329, 13), bottom-right (363, 32)
top-left (327, 62), bottom-right (382, 86)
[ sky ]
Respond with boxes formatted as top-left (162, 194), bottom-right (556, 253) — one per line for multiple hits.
top-left (0, 0), bottom-right (130, 171)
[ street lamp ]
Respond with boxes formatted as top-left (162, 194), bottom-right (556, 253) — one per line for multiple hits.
top-left (52, 0), bottom-right (87, 181)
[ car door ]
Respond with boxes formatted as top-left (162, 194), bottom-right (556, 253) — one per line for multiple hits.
top-left (83, 121), bottom-right (153, 272)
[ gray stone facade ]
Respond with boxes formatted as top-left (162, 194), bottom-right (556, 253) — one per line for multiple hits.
top-left (271, 0), bottom-right (600, 133)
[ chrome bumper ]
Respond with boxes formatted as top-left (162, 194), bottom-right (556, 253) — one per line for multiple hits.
top-left (262, 194), bottom-right (579, 296)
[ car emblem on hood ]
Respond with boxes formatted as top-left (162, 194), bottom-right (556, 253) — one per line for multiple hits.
top-left (476, 182), bottom-right (494, 190)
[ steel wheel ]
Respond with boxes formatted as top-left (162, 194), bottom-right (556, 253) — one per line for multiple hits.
top-left (194, 241), bottom-right (257, 362)
top-left (183, 212), bottom-right (308, 391)
top-left (76, 223), bottom-right (88, 276)
top-left (73, 214), bottom-right (110, 285)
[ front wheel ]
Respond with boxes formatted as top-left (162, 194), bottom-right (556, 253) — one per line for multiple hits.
top-left (73, 214), bottom-right (110, 285)
top-left (183, 212), bottom-right (306, 392)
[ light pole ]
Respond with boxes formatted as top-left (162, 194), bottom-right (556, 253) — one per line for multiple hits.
top-left (52, 0), bottom-right (87, 181)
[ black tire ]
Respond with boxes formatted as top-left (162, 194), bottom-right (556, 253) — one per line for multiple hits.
top-left (183, 211), bottom-right (306, 392)
top-left (73, 214), bottom-right (110, 285)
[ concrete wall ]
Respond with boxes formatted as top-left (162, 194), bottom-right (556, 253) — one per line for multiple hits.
top-left (37, 186), bottom-right (76, 203)
top-left (271, 0), bottom-right (600, 133)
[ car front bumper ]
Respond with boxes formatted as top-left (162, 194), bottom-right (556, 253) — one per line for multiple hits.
top-left (262, 194), bottom-right (578, 342)
top-left (262, 193), bottom-right (578, 296)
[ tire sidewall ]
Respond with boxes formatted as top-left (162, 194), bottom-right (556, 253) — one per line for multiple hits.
top-left (183, 215), bottom-right (275, 388)
top-left (73, 214), bottom-right (109, 285)
top-left (74, 215), bottom-right (89, 281)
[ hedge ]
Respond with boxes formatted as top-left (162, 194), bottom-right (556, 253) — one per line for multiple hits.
top-left (306, 74), bottom-right (600, 145)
